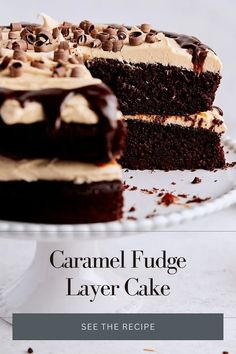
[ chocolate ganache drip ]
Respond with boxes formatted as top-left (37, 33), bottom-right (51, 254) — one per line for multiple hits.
top-left (0, 83), bottom-right (118, 130)
top-left (163, 32), bottom-right (212, 73)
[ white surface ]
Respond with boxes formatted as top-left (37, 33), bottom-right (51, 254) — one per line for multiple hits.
top-left (0, 0), bottom-right (236, 353)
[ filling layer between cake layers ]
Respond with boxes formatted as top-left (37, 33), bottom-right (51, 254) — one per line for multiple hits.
top-left (0, 44), bottom-right (126, 223)
top-left (120, 108), bottom-right (226, 170)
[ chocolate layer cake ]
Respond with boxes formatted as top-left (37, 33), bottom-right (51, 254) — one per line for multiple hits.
top-left (0, 17), bottom-right (126, 223)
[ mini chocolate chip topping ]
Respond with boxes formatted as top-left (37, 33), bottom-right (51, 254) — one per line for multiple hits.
top-left (13, 49), bottom-right (27, 62)
top-left (90, 39), bottom-right (102, 48)
top-left (0, 56), bottom-right (11, 71)
top-left (102, 40), bottom-right (113, 52)
top-left (12, 39), bottom-right (28, 51)
top-left (52, 27), bottom-right (61, 39)
top-left (71, 66), bottom-right (84, 77)
top-left (10, 22), bottom-right (22, 31)
top-left (112, 39), bottom-right (124, 52)
top-left (79, 20), bottom-right (94, 34)
top-left (8, 31), bottom-right (18, 40)
top-left (27, 348), bottom-right (34, 354)
top-left (117, 31), bottom-right (127, 40)
top-left (9, 61), bottom-right (23, 77)
top-left (58, 41), bottom-right (69, 50)
top-left (90, 28), bottom-right (98, 38)
top-left (96, 32), bottom-right (110, 43)
top-left (145, 32), bottom-right (156, 43)
top-left (141, 23), bottom-right (151, 33)
top-left (37, 30), bottom-right (53, 44)
top-left (129, 31), bottom-right (145, 46)
top-left (34, 40), bottom-right (53, 52)
top-left (54, 49), bottom-right (69, 62)
top-left (104, 26), bottom-right (117, 35)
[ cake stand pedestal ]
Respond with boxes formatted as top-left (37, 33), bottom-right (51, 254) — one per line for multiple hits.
top-left (0, 235), bottom-right (143, 325)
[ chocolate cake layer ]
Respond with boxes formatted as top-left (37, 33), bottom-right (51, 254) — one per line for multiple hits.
top-left (86, 59), bottom-right (221, 116)
top-left (0, 180), bottom-right (123, 224)
top-left (0, 84), bottom-right (126, 162)
top-left (120, 119), bottom-right (225, 170)
top-left (0, 117), bottom-right (125, 162)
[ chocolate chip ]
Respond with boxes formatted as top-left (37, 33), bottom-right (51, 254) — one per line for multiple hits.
top-left (27, 348), bottom-right (34, 354)
top-left (31, 60), bottom-right (45, 69)
top-left (112, 39), bottom-right (124, 52)
top-left (8, 31), bottom-right (18, 39)
top-left (90, 39), bottom-right (102, 48)
top-left (12, 39), bottom-right (27, 51)
top-left (90, 29), bottom-right (98, 38)
top-left (141, 23), bottom-right (152, 33)
top-left (73, 29), bottom-right (84, 40)
top-left (104, 26), bottom-right (117, 35)
top-left (117, 31), bottom-right (127, 40)
top-left (79, 20), bottom-right (94, 34)
top-left (25, 33), bottom-right (36, 45)
top-left (117, 26), bottom-right (128, 34)
top-left (59, 41), bottom-right (69, 50)
top-left (52, 27), bottom-right (61, 39)
top-left (10, 23), bottom-right (22, 31)
top-left (96, 32), bottom-right (109, 43)
top-left (37, 30), bottom-right (53, 44)
top-left (63, 21), bottom-right (72, 27)
top-left (102, 40), bottom-right (113, 51)
top-left (77, 34), bottom-right (93, 46)
top-left (34, 41), bottom-right (53, 52)
top-left (13, 49), bottom-right (27, 62)
top-left (54, 49), bottom-right (69, 62)
top-left (61, 26), bottom-right (70, 38)
top-left (71, 66), bottom-right (84, 77)
top-left (9, 62), bottom-right (23, 77)
top-left (0, 56), bottom-right (11, 71)
top-left (129, 31), bottom-right (145, 46)
top-left (145, 32), bottom-right (156, 43)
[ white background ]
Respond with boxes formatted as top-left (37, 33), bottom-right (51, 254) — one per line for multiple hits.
top-left (0, 1), bottom-right (236, 353)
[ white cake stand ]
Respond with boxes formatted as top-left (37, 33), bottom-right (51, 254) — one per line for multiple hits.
top-left (0, 136), bottom-right (236, 324)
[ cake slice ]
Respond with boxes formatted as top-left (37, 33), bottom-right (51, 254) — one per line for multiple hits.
top-left (0, 25), bottom-right (126, 223)
top-left (120, 108), bottom-right (226, 170)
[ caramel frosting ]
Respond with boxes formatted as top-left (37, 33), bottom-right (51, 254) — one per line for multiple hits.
top-left (0, 14), bottom-right (222, 75)
top-left (124, 107), bottom-right (226, 134)
top-left (0, 156), bottom-right (122, 183)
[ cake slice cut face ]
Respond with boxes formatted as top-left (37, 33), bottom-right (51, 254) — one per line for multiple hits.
top-left (0, 23), bottom-right (126, 223)
top-left (120, 108), bottom-right (226, 170)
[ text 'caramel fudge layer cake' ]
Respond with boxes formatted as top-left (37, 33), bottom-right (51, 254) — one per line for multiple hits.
top-left (0, 17), bottom-right (126, 224)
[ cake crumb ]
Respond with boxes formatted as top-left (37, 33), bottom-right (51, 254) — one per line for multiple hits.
top-left (159, 193), bottom-right (179, 206)
top-left (226, 161), bottom-right (236, 168)
top-left (27, 348), bottom-right (34, 354)
top-left (187, 196), bottom-right (211, 204)
top-left (178, 193), bottom-right (188, 198)
top-left (127, 216), bottom-right (137, 221)
top-left (124, 169), bottom-right (129, 172)
top-left (143, 349), bottom-right (156, 352)
top-left (140, 188), bottom-right (153, 195)
top-left (214, 180), bottom-right (218, 182)
top-left (129, 176), bottom-right (133, 179)
top-left (191, 177), bottom-right (202, 184)
top-left (129, 206), bottom-right (136, 212)
top-left (171, 182), bottom-right (176, 185)
top-left (146, 213), bottom-right (158, 219)
top-left (129, 186), bottom-right (137, 191)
